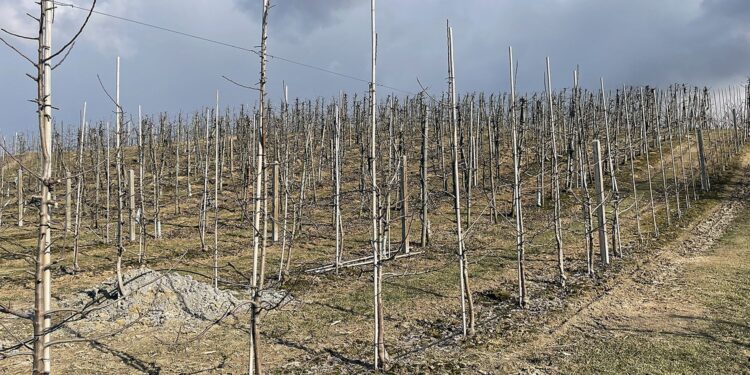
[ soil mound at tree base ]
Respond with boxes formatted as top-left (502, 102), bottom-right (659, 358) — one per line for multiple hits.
top-left (59, 268), bottom-right (290, 332)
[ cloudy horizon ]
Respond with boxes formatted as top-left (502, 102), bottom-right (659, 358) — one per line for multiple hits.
top-left (1, 0), bottom-right (749, 135)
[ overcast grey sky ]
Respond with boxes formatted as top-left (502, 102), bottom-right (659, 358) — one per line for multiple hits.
top-left (1, 0), bottom-right (749, 135)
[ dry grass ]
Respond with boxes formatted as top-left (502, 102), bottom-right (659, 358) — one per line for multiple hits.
top-left (0, 135), bottom-right (744, 373)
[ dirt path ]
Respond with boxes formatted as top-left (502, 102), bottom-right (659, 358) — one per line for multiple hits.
top-left (513, 157), bottom-right (750, 374)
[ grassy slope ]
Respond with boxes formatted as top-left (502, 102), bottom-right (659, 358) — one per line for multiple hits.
top-left (539, 152), bottom-right (750, 375)
top-left (554, 207), bottom-right (750, 374)
top-left (0, 135), bottom-right (746, 374)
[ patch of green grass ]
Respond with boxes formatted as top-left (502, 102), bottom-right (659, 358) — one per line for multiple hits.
top-left (558, 207), bottom-right (750, 374)
top-left (558, 333), bottom-right (748, 374)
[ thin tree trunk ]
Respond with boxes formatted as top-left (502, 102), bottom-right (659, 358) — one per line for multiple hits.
top-left (105, 124), bottom-right (111, 244)
top-left (200, 109), bottom-right (210, 252)
top-left (32, 2), bottom-right (53, 371)
top-left (128, 169), bottom-right (135, 242)
top-left (420, 103), bottom-right (430, 246)
top-left (624, 90), bottom-right (643, 245)
top-left (401, 154), bottom-right (410, 254)
top-left (654, 94), bottom-right (671, 226)
top-left (214, 92), bottom-right (220, 289)
top-left (448, 21), bottom-right (475, 337)
top-left (73, 103), bottom-right (86, 271)
top-left (138, 106), bottom-right (146, 263)
top-left (510, 47), bottom-right (528, 307)
top-left (17, 168), bottom-right (23, 227)
top-left (334, 105), bottom-right (342, 270)
top-left (697, 127), bottom-right (709, 191)
top-left (546, 58), bottom-right (565, 286)
top-left (64, 170), bottom-right (71, 233)
top-left (641, 89), bottom-right (659, 238)
top-left (114, 57), bottom-right (126, 296)
top-left (370, 1), bottom-right (387, 368)
top-left (601, 79), bottom-right (621, 257)
top-left (249, 1), bottom-right (269, 373)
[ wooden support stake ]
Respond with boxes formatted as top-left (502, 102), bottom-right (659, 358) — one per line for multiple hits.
top-left (697, 127), bottom-right (709, 191)
top-left (401, 154), bottom-right (410, 254)
top-left (64, 170), bottom-right (71, 233)
top-left (128, 169), bottom-right (136, 242)
top-left (592, 139), bottom-right (610, 265)
top-left (272, 162), bottom-right (280, 243)
top-left (17, 168), bottom-right (23, 227)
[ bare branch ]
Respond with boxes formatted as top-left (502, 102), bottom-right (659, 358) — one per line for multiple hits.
top-left (0, 36), bottom-right (36, 67)
top-left (0, 141), bottom-right (44, 182)
top-left (1, 28), bottom-right (38, 41)
top-left (96, 73), bottom-right (120, 110)
top-left (0, 321), bottom-right (33, 351)
top-left (0, 303), bottom-right (33, 320)
top-left (221, 75), bottom-right (259, 91)
top-left (46, 0), bottom-right (97, 63)
top-left (45, 315), bottom-right (139, 348)
top-left (51, 41), bottom-right (75, 70)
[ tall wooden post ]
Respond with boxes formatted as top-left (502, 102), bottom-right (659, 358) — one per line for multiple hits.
top-left (601, 78), bottom-right (621, 256)
top-left (624, 90), bottom-right (643, 244)
top-left (175, 121), bottom-right (181, 215)
top-left (73, 102), bottom-right (87, 271)
top-left (34, 1), bottom-right (54, 372)
top-left (333, 106), bottom-right (342, 269)
top-left (401, 154), bottom-right (410, 253)
top-left (547, 58), bottom-right (565, 285)
top-left (510, 46), bottom-right (528, 306)
top-left (105, 124), bottom-right (110, 244)
top-left (249, 1), bottom-right (270, 373)
top-left (229, 137), bottom-right (235, 176)
top-left (420, 104), bottom-right (430, 247)
top-left (137, 106), bottom-right (146, 263)
top-left (128, 169), bottom-right (135, 242)
top-left (448, 21), bottom-right (474, 336)
top-left (697, 127), bottom-right (709, 191)
top-left (65, 170), bottom-right (71, 232)
top-left (214, 91), bottom-right (220, 289)
top-left (17, 168), bottom-right (23, 227)
top-left (732, 109), bottom-right (740, 154)
top-left (272, 162), bottom-right (280, 243)
top-left (592, 139), bottom-right (610, 265)
top-left (114, 56), bottom-right (126, 295)
top-left (370, 0), bottom-right (386, 369)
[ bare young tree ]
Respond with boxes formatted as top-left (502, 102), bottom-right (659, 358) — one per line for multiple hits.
top-left (114, 57), bottom-right (126, 295)
top-left (17, 167), bottom-right (23, 227)
top-left (333, 105), bottom-right (343, 270)
top-left (509, 47), bottom-right (528, 308)
top-left (137, 106), bottom-right (147, 263)
top-left (73, 103), bottom-right (87, 271)
top-left (420, 102), bottom-right (430, 246)
top-left (640, 89), bottom-right (659, 238)
top-left (546, 57), bottom-right (566, 286)
top-left (214, 91), bottom-right (220, 289)
top-left (447, 21), bottom-right (475, 336)
top-left (601, 79), bottom-right (621, 257)
top-left (370, 0), bottom-right (387, 369)
top-left (200, 108), bottom-right (211, 252)
top-left (249, 1), bottom-right (270, 373)
top-left (623, 90), bottom-right (643, 245)
top-left (0, 0), bottom-right (96, 372)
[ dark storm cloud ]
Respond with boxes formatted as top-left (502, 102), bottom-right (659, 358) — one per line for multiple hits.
top-left (638, 0), bottom-right (750, 86)
top-left (237, 0), bottom-right (361, 38)
top-left (2, 0), bottom-right (749, 135)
